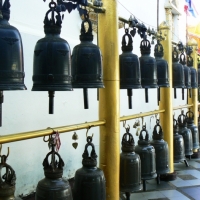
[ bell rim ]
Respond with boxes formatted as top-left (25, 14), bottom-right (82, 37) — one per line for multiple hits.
top-left (0, 84), bottom-right (27, 90)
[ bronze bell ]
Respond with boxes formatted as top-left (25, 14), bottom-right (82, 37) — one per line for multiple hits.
top-left (154, 40), bottom-right (169, 104)
top-left (172, 47), bottom-right (185, 99)
top-left (73, 136), bottom-right (106, 200)
top-left (71, 13), bottom-right (104, 109)
top-left (187, 55), bottom-right (198, 88)
top-left (173, 119), bottom-right (187, 166)
top-left (198, 63), bottom-right (200, 87)
top-left (120, 126), bottom-right (142, 199)
top-left (36, 137), bottom-right (73, 199)
top-left (139, 36), bottom-right (158, 103)
top-left (186, 110), bottom-right (200, 152)
top-left (178, 110), bottom-right (193, 157)
top-left (32, 1), bottom-right (72, 114)
top-left (0, 0), bottom-right (27, 126)
top-left (150, 119), bottom-right (169, 183)
top-left (120, 28), bottom-right (141, 109)
top-left (0, 147), bottom-right (16, 200)
top-left (135, 125), bottom-right (157, 191)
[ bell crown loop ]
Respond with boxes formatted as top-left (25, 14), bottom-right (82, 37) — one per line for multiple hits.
top-left (44, 2), bottom-right (62, 35)
top-left (186, 110), bottom-right (194, 123)
top-left (154, 41), bottom-right (164, 58)
top-left (82, 136), bottom-right (97, 167)
top-left (80, 14), bottom-right (93, 42)
top-left (152, 119), bottom-right (164, 140)
top-left (140, 37), bottom-right (151, 55)
top-left (178, 110), bottom-right (187, 127)
top-left (173, 118), bottom-right (179, 133)
top-left (0, 0), bottom-right (10, 21)
top-left (172, 47), bottom-right (179, 62)
top-left (121, 126), bottom-right (135, 152)
top-left (138, 125), bottom-right (150, 145)
top-left (121, 29), bottom-right (133, 52)
top-left (43, 138), bottom-right (64, 179)
top-left (187, 55), bottom-right (193, 67)
top-left (180, 52), bottom-right (186, 65)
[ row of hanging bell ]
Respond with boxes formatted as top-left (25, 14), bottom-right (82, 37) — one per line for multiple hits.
top-left (172, 44), bottom-right (197, 100)
top-left (32, 2), bottom-right (104, 113)
top-left (119, 28), bottom-right (169, 108)
top-left (36, 134), bottom-right (106, 200)
top-left (0, 0), bottom-right (26, 126)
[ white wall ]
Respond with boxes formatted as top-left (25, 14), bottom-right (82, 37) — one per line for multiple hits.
top-left (0, 0), bottom-right (187, 196)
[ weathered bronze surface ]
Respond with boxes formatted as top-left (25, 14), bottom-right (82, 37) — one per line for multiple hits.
top-left (186, 110), bottom-right (199, 151)
top-left (173, 119), bottom-right (185, 163)
top-left (120, 28), bottom-right (141, 109)
top-left (32, 2), bottom-right (72, 114)
top-left (178, 111), bottom-right (193, 156)
top-left (73, 136), bottom-right (106, 200)
top-left (71, 13), bottom-right (104, 109)
top-left (120, 126), bottom-right (142, 193)
top-left (154, 41), bottom-right (169, 87)
top-left (135, 125), bottom-right (157, 180)
top-left (150, 120), bottom-right (170, 174)
top-left (35, 137), bottom-right (73, 200)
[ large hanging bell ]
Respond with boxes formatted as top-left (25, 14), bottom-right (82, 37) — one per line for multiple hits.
top-left (71, 14), bottom-right (104, 109)
top-left (135, 125), bottom-right (157, 191)
top-left (186, 110), bottom-right (200, 152)
top-left (150, 119), bottom-right (169, 176)
top-left (120, 126), bottom-right (142, 195)
top-left (0, 147), bottom-right (16, 200)
top-left (198, 63), bottom-right (200, 87)
top-left (173, 119), bottom-right (185, 163)
top-left (32, 2), bottom-right (72, 114)
top-left (139, 36), bottom-right (158, 103)
top-left (73, 136), bottom-right (106, 200)
top-left (0, 0), bottom-right (26, 126)
top-left (36, 137), bottom-right (73, 200)
top-left (120, 28), bottom-right (141, 109)
top-left (177, 110), bottom-right (193, 157)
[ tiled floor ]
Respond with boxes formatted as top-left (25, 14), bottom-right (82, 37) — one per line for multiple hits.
top-left (120, 158), bottom-right (200, 200)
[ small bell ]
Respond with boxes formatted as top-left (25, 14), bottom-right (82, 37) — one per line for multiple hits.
top-left (0, 147), bottom-right (16, 200)
top-left (32, 1), bottom-right (72, 114)
top-left (71, 13), bottom-right (104, 109)
top-left (119, 28), bottom-right (141, 109)
top-left (139, 35), bottom-right (158, 103)
top-left (36, 137), bottom-right (73, 199)
top-left (0, 0), bottom-right (27, 126)
top-left (172, 47), bottom-right (185, 99)
top-left (73, 136), bottom-right (106, 200)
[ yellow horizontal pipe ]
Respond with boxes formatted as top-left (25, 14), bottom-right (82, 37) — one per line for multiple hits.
top-left (173, 104), bottom-right (193, 110)
top-left (120, 109), bottom-right (165, 121)
top-left (0, 120), bottom-right (106, 144)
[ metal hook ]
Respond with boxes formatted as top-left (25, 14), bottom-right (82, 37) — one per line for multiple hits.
top-left (43, 127), bottom-right (56, 142)
top-left (123, 120), bottom-right (127, 128)
top-left (150, 115), bottom-right (154, 129)
top-left (0, 144), bottom-right (9, 158)
top-left (86, 126), bottom-right (94, 138)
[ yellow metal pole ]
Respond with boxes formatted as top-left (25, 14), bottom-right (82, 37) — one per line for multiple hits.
top-left (98, 0), bottom-right (120, 199)
top-left (159, 20), bottom-right (174, 173)
top-left (187, 39), bottom-right (198, 125)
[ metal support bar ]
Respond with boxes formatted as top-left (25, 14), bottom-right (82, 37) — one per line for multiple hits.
top-left (173, 104), bottom-right (193, 110)
top-left (0, 120), bottom-right (106, 144)
top-left (87, 1), bottom-right (106, 13)
top-left (120, 109), bottom-right (165, 121)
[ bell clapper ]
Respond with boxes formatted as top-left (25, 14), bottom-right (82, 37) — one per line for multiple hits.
top-left (83, 88), bottom-right (89, 109)
top-left (157, 87), bottom-right (160, 105)
top-left (127, 89), bottom-right (132, 109)
top-left (145, 88), bottom-right (148, 103)
top-left (174, 88), bottom-right (177, 99)
top-left (182, 88), bottom-right (184, 100)
top-left (0, 91), bottom-right (3, 127)
top-left (125, 192), bottom-right (131, 200)
top-left (48, 91), bottom-right (55, 114)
